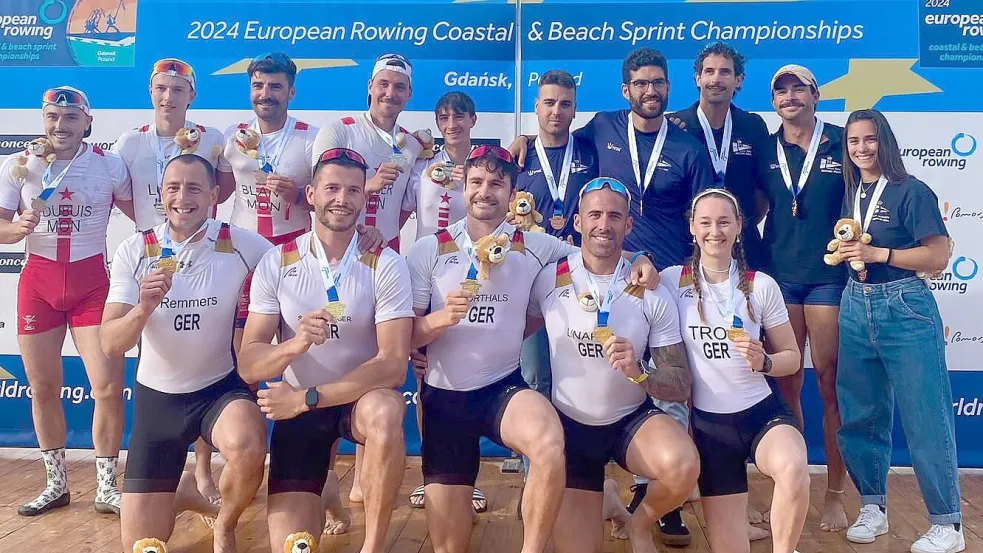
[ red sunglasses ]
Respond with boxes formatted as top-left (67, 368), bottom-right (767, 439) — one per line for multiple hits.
top-left (315, 148), bottom-right (368, 170)
top-left (468, 144), bottom-right (513, 165)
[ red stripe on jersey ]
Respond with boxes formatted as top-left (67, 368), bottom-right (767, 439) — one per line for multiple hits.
top-left (92, 146), bottom-right (104, 156)
top-left (280, 239), bottom-right (301, 267)
top-left (54, 204), bottom-right (73, 263)
top-left (139, 125), bottom-right (150, 133)
top-left (237, 123), bottom-right (249, 130)
top-left (436, 229), bottom-right (458, 255)
top-left (364, 194), bottom-right (380, 227)
top-left (341, 117), bottom-right (356, 125)
top-left (555, 257), bottom-right (572, 288)
top-left (511, 231), bottom-right (526, 255)
top-left (295, 121), bottom-right (309, 131)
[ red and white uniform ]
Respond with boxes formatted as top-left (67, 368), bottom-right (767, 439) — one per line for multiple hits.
top-left (405, 151), bottom-right (467, 240)
top-left (310, 114), bottom-right (422, 252)
top-left (0, 144), bottom-right (132, 334)
top-left (113, 122), bottom-right (225, 231)
top-left (218, 117), bottom-right (317, 245)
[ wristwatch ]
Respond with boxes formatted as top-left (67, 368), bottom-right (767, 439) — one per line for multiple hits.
top-left (304, 387), bottom-right (319, 410)
top-left (627, 359), bottom-right (651, 385)
top-left (759, 354), bottom-right (773, 374)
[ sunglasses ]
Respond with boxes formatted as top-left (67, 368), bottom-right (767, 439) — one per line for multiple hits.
top-left (579, 177), bottom-right (633, 203)
top-left (253, 52), bottom-right (293, 67)
top-left (42, 88), bottom-right (87, 108)
top-left (152, 58), bottom-right (194, 78)
top-left (315, 148), bottom-right (368, 170)
top-left (376, 53), bottom-right (412, 68)
top-left (467, 144), bottom-right (513, 165)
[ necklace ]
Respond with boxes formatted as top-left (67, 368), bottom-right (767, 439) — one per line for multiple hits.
top-left (860, 180), bottom-right (876, 199)
top-left (701, 262), bottom-right (732, 273)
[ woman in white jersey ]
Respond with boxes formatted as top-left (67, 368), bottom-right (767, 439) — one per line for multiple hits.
top-left (661, 189), bottom-right (809, 553)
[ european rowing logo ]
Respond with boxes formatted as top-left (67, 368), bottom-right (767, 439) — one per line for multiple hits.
top-left (928, 256), bottom-right (978, 295)
top-left (901, 133), bottom-right (976, 171)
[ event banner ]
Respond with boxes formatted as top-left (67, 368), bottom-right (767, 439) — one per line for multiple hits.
top-left (0, 0), bottom-right (981, 465)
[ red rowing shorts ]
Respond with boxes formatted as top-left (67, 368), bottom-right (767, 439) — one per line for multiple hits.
top-left (17, 254), bottom-right (109, 335)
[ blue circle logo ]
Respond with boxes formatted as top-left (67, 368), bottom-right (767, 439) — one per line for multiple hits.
top-left (38, 0), bottom-right (68, 25)
top-left (952, 133), bottom-right (977, 157)
top-left (953, 256), bottom-right (978, 281)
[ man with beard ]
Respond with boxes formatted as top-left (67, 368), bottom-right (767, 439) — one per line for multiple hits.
top-left (239, 147), bottom-right (413, 553)
top-left (0, 87), bottom-right (134, 517)
top-left (217, 52), bottom-right (318, 246)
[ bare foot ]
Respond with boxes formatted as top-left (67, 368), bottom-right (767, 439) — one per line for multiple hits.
top-left (348, 476), bottom-right (363, 504)
top-left (748, 523), bottom-right (770, 542)
top-left (321, 471), bottom-right (351, 535)
top-left (602, 479), bottom-right (630, 540)
top-left (213, 522), bottom-right (239, 553)
top-left (628, 509), bottom-right (660, 553)
top-left (195, 469), bottom-right (222, 506)
top-left (175, 471), bottom-right (220, 519)
top-left (747, 504), bottom-right (764, 524)
top-left (820, 489), bottom-right (848, 532)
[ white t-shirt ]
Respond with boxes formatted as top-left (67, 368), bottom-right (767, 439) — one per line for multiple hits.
top-left (0, 144), bottom-right (132, 263)
top-left (661, 264), bottom-right (790, 414)
top-left (529, 252), bottom-right (682, 426)
top-left (107, 219), bottom-right (273, 393)
top-left (404, 150), bottom-right (467, 241)
top-left (248, 232), bottom-right (414, 389)
top-left (310, 114), bottom-right (422, 249)
top-left (112, 122), bottom-right (225, 231)
top-left (218, 117), bottom-right (317, 240)
top-left (406, 218), bottom-right (577, 391)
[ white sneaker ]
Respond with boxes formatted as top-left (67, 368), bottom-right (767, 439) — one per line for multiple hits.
top-left (911, 524), bottom-right (965, 553)
top-left (846, 504), bottom-right (889, 543)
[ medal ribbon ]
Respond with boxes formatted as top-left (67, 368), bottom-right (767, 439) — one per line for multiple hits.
top-left (254, 116), bottom-right (295, 174)
top-left (461, 220), bottom-right (509, 281)
top-left (534, 135), bottom-right (574, 220)
top-left (38, 142), bottom-right (85, 202)
top-left (853, 175), bottom-right (889, 234)
top-left (696, 106), bottom-right (733, 186)
top-left (160, 218), bottom-right (210, 259)
top-left (312, 230), bottom-right (361, 304)
top-left (627, 115), bottom-right (669, 210)
top-left (700, 260), bottom-right (741, 323)
top-left (777, 117), bottom-right (824, 204)
top-left (363, 111), bottom-right (402, 157)
top-left (582, 254), bottom-right (628, 331)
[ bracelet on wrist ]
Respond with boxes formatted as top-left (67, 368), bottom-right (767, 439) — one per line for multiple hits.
top-left (885, 248), bottom-right (893, 265)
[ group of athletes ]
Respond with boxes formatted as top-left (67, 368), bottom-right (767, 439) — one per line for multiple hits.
top-left (0, 39), bottom-right (965, 553)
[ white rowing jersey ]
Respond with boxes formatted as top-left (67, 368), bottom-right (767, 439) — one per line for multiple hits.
top-left (107, 219), bottom-right (273, 394)
top-left (248, 231), bottom-right (414, 389)
top-left (310, 114), bottom-right (422, 250)
top-left (661, 264), bottom-right (789, 414)
top-left (529, 252), bottom-right (681, 426)
top-left (0, 143), bottom-right (131, 263)
top-left (218, 117), bottom-right (317, 241)
top-left (405, 150), bottom-right (467, 240)
top-left (113, 122), bottom-right (225, 231)
top-left (406, 218), bottom-right (577, 391)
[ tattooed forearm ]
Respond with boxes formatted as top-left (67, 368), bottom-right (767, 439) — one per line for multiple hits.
top-left (644, 342), bottom-right (692, 403)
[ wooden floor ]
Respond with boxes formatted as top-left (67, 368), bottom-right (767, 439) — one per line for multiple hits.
top-left (0, 450), bottom-right (981, 553)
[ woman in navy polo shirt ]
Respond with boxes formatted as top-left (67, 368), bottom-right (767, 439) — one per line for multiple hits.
top-left (834, 109), bottom-right (963, 553)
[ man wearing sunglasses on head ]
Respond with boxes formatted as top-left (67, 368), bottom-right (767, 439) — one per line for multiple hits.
top-left (218, 52), bottom-right (319, 246)
top-left (406, 146), bottom-right (660, 553)
top-left (311, 53), bottom-right (423, 254)
top-left (526, 177), bottom-right (699, 553)
top-left (0, 86), bottom-right (135, 517)
top-left (239, 148), bottom-right (413, 553)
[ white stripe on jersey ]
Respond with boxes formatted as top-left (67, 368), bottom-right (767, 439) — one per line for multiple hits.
top-left (406, 218), bottom-right (577, 392)
top-left (106, 220), bottom-right (273, 394)
top-left (407, 151), bottom-right (467, 240)
top-left (0, 145), bottom-right (131, 263)
top-left (248, 232), bottom-right (414, 389)
top-left (660, 265), bottom-right (790, 414)
top-left (529, 253), bottom-right (682, 426)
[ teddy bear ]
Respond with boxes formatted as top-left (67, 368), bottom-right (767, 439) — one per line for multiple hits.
top-left (578, 292), bottom-right (597, 312)
top-left (283, 531), bottom-right (317, 553)
top-left (174, 127), bottom-right (201, 154)
top-left (413, 128), bottom-right (436, 160)
top-left (917, 236), bottom-right (954, 280)
top-left (508, 191), bottom-right (545, 233)
top-left (132, 537), bottom-right (167, 553)
top-left (8, 154), bottom-right (28, 179)
top-left (27, 138), bottom-right (56, 165)
top-left (474, 233), bottom-right (511, 279)
top-left (823, 218), bottom-right (872, 275)
top-left (234, 128), bottom-right (261, 159)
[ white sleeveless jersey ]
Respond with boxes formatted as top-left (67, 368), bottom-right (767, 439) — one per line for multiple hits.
top-left (406, 218), bottom-right (577, 391)
top-left (310, 115), bottom-right (422, 250)
top-left (218, 118), bottom-right (317, 240)
top-left (0, 144), bottom-right (131, 263)
top-left (405, 150), bottom-right (468, 241)
top-left (248, 232), bottom-right (414, 389)
top-left (661, 265), bottom-right (790, 414)
top-left (112, 122), bottom-right (225, 231)
top-left (529, 252), bottom-right (681, 426)
top-left (106, 219), bottom-right (273, 394)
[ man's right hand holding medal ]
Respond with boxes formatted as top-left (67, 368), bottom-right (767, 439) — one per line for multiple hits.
top-left (438, 290), bottom-right (473, 328)
top-left (367, 162), bottom-right (402, 194)
top-left (289, 308), bottom-right (338, 353)
top-left (12, 208), bottom-right (40, 240)
top-left (137, 269), bottom-right (173, 313)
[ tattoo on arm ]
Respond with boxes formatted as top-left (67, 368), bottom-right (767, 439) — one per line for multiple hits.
top-left (645, 342), bottom-right (692, 403)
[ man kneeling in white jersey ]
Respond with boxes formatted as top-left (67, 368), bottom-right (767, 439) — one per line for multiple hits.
top-left (526, 177), bottom-right (700, 553)
top-left (406, 146), bottom-right (659, 553)
top-left (239, 147), bottom-right (413, 553)
top-left (102, 155), bottom-right (273, 553)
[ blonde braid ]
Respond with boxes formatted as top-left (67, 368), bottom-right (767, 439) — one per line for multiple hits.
top-left (734, 239), bottom-right (757, 324)
top-left (690, 243), bottom-right (707, 325)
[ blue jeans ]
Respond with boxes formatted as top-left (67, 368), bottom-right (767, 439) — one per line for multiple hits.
top-left (836, 277), bottom-right (961, 525)
top-left (520, 327), bottom-right (552, 475)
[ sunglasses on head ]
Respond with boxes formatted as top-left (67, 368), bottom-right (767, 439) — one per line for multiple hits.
top-left (315, 148), bottom-right (368, 170)
top-left (42, 88), bottom-right (86, 108)
top-left (152, 58), bottom-right (194, 78)
top-left (376, 53), bottom-right (412, 68)
top-left (253, 52), bottom-right (293, 67)
top-left (467, 145), bottom-right (513, 165)
top-left (579, 177), bottom-right (633, 202)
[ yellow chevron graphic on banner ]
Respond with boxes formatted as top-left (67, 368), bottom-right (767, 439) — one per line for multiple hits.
top-left (820, 59), bottom-right (942, 111)
top-left (0, 365), bottom-right (14, 380)
top-left (212, 58), bottom-right (358, 76)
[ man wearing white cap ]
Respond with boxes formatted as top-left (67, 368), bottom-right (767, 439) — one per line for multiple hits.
top-left (112, 57), bottom-right (231, 510)
top-left (755, 64), bottom-right (848, 531)
top-left (0, 86), bottom-right (135, 516)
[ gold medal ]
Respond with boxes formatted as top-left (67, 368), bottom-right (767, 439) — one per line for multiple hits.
top-left (31, 197), bottom-right (46, 211)
top-left (593, 326), bottom-right (614, 344)
top-left (550, 215), bottom-right (566, 230)
top-left (461, 279), bottom-right (481, 294)
top-left (157, 257), bottom-right (178, 274)
top-left (253, 169), bottom-right (269, 185)
top-left (791, 198), bottom-right (798, 217)
top-left (727, 327), bottom-right (748, 342)
top-left (324, 301), bottom-right (346, 319)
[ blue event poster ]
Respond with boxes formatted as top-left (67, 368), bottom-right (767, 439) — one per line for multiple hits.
top-left (919, 0), bottom-right (983, 68)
